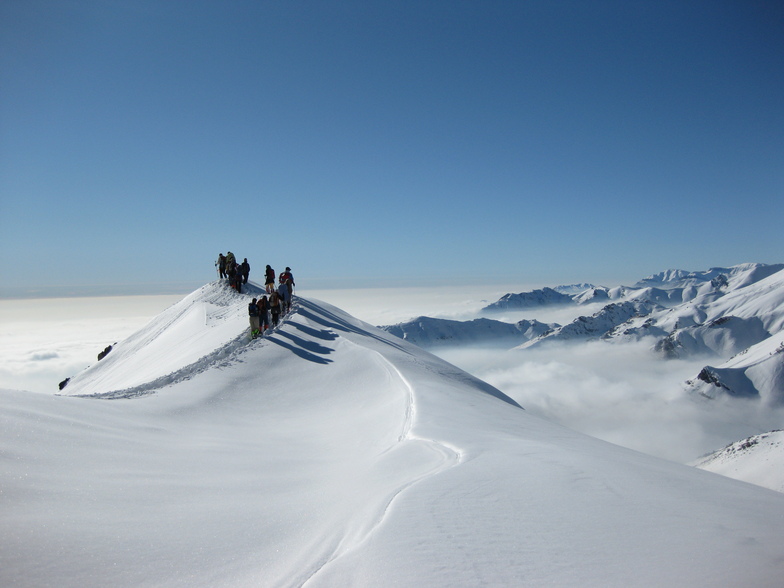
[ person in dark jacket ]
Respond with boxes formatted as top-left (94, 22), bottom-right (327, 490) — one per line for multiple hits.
top-left (217, 253), bottom-right (226, 279)
top-left (248, 298), bottom-right (260, 338)
top-left (269, 289), bottom-right (282, 327)
top-left (228, 263), bottom-right (241, 293)
top-left (277, 281), bottom-right (291, 314)
top-left (257, 296), bottom-right (269, 333)
top-left (265, 265), bottom-right (275, 293)
top-left (241, 259), bottom-right (250, 284)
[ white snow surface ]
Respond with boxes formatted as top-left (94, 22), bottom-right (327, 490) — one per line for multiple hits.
top-left (694, 430), bottom-right (784, 493)
top-left (3, 280), bottom-right (784, 587)
top-left (685, 329), bottom-right (784, 404)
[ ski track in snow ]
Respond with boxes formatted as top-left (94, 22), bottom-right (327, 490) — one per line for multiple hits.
top-left (65, 290), bottom-right (466, 587)
top-left (300, 344), bottom-right (464, 588)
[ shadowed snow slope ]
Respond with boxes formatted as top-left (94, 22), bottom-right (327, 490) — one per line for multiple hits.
top-left (2, 281), bottom-right (784, 587)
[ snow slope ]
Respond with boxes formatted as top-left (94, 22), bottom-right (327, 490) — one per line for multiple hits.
top-left (694, 430), bottom-right (784, 493)
top-left (3, 280), bottom-right (784, 587)
top-left (685, 330), bottom-right (784, 404)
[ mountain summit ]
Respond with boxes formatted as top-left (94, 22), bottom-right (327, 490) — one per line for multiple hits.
top-left (3, 280), bottom-right (784, 586)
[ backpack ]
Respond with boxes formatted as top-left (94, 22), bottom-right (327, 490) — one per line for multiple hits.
top-left (248, 302), bottom-right (259, 317)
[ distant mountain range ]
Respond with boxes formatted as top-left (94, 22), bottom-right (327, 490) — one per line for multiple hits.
top-left (381, 262), bottom-right (784, 406)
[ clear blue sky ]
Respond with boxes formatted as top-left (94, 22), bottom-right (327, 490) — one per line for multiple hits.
top-left (1, 0), bottom-right (782, 296)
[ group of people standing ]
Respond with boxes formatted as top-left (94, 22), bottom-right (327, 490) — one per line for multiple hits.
top-left (248, 268), bottom-right (295, 338)
top-left (215, 252), bottom-right (296, 338)
top-left (216, 252), bottom-right (250, 293)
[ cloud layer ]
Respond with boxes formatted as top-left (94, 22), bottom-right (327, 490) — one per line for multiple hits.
top-left (0, 296), bottom-right (182, 394)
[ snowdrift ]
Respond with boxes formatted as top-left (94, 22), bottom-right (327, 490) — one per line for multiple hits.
top-left (3, 280), bottom-right (784, 587)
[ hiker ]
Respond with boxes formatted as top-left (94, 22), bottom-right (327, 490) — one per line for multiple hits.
top-left (225, 251), bottom-right (236, 280)
top-left (227, 263), bottom-right (236, 289)
top-left (277, 281), bottom-right (290, 315)
top-left (265, 265), bottom-right (275, 293)
top-left (279, 267), bottom-right (294, 312)
top-left (279, 267), bottom-right (294, 287)
top-left (257, 295), bottom-right (270, 333)
top-left (240, 259), bottom-right (250, 284)
top-left (217, 253), bottom-right (226, 279)
top-left (269, 289), bottom-right (282, 327)
top-left (248, 298), bottom-right (260, 338)
top-left (228, 263), bottom-right (242, 293)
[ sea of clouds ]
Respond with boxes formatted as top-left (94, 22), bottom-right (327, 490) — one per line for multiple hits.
top-left (3, 285), bottom-right (780, 464)
top-left (0, 295), bottom-right (183, 396)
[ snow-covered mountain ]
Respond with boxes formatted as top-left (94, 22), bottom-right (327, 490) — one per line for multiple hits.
top-left (4, 280), bottom-right (784, 586)
top-left (518, 300), bottom-right (659, 349)
top-left (380, 316), bottom-right (557, 348)
top-left (635, 263), bottom-right (784, 291)
top-left (481, 286), bottom-right (574, 311)
top-left (383, 263), bottom-right (784, 404)
top-left (521, 264), bottom-right (783, 351)
top-left (685, 330), bottom-right (784, 404)
top-left (694, 430), bottom-right (784, 493)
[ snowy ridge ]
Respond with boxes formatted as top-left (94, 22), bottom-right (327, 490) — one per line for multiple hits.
top-left (552, 283), bottom-right (597, 295)
top-left (482, 286), bottom-right (573, 311)
top-left (60, 281), bottom-right (267, 397)
top-left (4, 280), bottom-right (784, 586)
top-left (472, 264), bottom-right (784, 352)
top-left (636, 265), bottom-right (784, 358)
top-left (694, 430), bottom-right (784, 493)
top-left (637, 263), bottom-right (784, 291)
top-left (380, 315), bottom-right (556, 349)
top-left (519, 300), bottom-right (659, 349)
top-left (685, 330), bottom-right (784, 404)
top-left (480, 263), bottom-right (783, 315)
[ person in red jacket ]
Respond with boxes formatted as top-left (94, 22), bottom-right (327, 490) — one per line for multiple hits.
top-left (279, 267), bottom-right (294, 286)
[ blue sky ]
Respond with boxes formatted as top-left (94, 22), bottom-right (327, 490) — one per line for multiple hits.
top-left (1, 0), bottom-right (782, 296)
